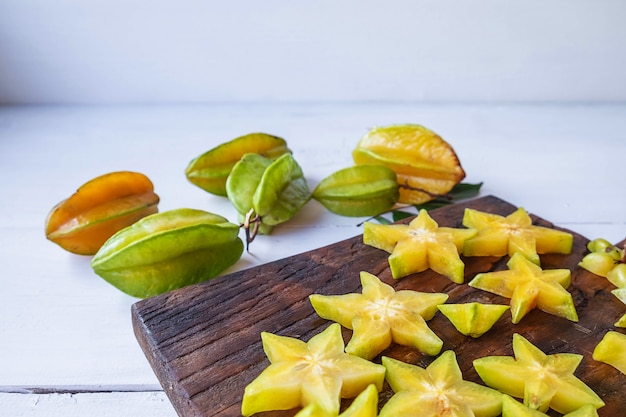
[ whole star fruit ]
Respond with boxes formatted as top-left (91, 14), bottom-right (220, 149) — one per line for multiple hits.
top-left (379, 351), bottom-right (503, 417)
top-left (473, 333), bottom-right (604, 414)
top-left (363, 209), bottom-right (477, 283)
top-left (312, 164), bottom-right (399, 217)
top-left (91, 208), bottom-right (243, 298)
top-left (185, 132), bottom-right (290, 196)
top-left (501, 395), bottom-right (599, 417)
top-left (309, 271), bottom-right (447, 360)
top-left (226, 152), bottom-right (311, 238)
top-left (241, 323), bottom-right (385, 416)
top-left (461, 207), bottom-right (573, 265)
top-left (468, 252), bottom-right (577, 324)
top-left (592, 330), bottom-right (626, 375)
top-left (294, 384), bottom-right (379, 417)
top-left (352, 124), bottom-right (466, 205)
top-left (45, 171), bottom-right (159, 255)
top-left (437, 302), bottom-right (510, 338)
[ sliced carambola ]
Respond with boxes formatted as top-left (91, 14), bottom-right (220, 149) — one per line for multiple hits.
top-left (91, 208), bottom-right (243, 298)
top-left (241, 323), bottom-right (385, 416)
top-left (309, 271), bottom-right (447, 360)
top-left (363, 209), bottom-right (476, 283)
top-left (462, 207), bottom-right (573, 265)
top-left (437, 302), bottom-right (509, 338)
top-left (352, 124), bottom-right (466, 205)
top-left (593, 330), bottom-right (626, 375)
top-left (468, 252), bottom-right (577, 324)
top-left (312, 164), bottom-right (399, 217)
top-left (380, 351), bottom-right (502, 417)
top-left (45, 171), bottom-right (159, 255)
top-left (579, 238), bottom-right (625, 280)
top-left (473, 333), bottom-right (604, 414)
top-left (185, 132), bottom-right (290, 196)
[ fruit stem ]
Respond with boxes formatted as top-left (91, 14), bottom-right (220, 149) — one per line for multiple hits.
top-left (240, 208), bottom-right (261, 251)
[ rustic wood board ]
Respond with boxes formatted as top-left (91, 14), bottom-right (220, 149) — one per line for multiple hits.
top-left (131, 195), bottom-right (626, 417)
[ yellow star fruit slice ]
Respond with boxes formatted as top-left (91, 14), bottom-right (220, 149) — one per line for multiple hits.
top-left (468, 252), bottom-right (577, 324)
top-left (309, 271), bottom-right (447, 360)
top-left (294, 383), bottom-right (379, 417)
top-left (592, 330), bottom-right (626, 375)
top-left (352, 124), bottom-right (466, 205)
top-left (363, 209), bottom-right (477, 283)
top-left (501, 395), bottom-right (599, 417)
top-left (462, 207), bottom-right (573, 265)
top-left (380, 351), bottom-right (503, 417)
top-left (241, 323), bottom-right (385, 416)
top-left (437, 302), bottom-right (510, 338)
top-left (473, 333), bottom-right (605, 414)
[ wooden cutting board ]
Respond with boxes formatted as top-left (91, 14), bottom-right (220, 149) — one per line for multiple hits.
top-left (131, 195), bottom-right (626, 417)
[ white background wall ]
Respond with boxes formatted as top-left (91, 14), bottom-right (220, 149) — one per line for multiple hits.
top-left (1, 0), bottom-right (625, 104)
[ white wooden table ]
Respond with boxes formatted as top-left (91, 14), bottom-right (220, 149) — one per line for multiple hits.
top-left (1, 103), bottom-right (625, 416)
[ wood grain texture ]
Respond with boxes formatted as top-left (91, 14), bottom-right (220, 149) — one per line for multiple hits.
top-left (131, 195), bottom-right (626, 417)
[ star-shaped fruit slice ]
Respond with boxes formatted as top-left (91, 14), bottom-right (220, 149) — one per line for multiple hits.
top-left (468, 252), bottom-right (578, 323)
top-left (379, 351), bottom-right (503, 417)
top-left (462, 207), bottom-right (573, 265)
top-left (309, 271), bottom-right (448, 360)
top-left (294, 383), bottom-right (379, 417)
top-left (241, 323), bottom-right (385, 416)
top-left (363, 209), bottom-right (476, 283)
top-left (437, 302), bottom-right (510, 338)
top-left (473, 333), bottom-right (604, 414)
top-left (501, 395), bottom-right (599, 417)
top-left (592, 330), bottom-right (626, 375)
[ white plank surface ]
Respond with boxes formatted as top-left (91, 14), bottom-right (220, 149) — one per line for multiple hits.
top-left (0, 1), bottom-right (625, 104)
top-left (0, 392), bottom-right (176, 417)
top-left (1, 103), bottom-right (625, 416)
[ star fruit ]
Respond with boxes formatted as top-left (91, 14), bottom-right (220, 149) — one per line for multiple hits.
top-left (45, 171), bottom-right (159, 255)
top-left (468, 252), bottom-right (578, 324)
top-left (91, 208), bottom-right (243, 298)
top-left (501, 395), bottom-right (599, 417)
top-left (185, 132), bottom-right (290, 196)
top-left (309, 271), bottom-right (448, 360)
top-left (312, 164), bottom-right (399, 217)
top-left (363, 209), bottom-right (477, 283)
top-left (462, 207), bottom-right (573, 265)
top-left (578, 238), bottom-right (626, 288)
top-left (379, 351), bottom-right (503, 417)
top-left (592, 330), bottom-right (626, 375)
top-left (241, 323), bottom-right (385, 416)
top-left (352, 124), bottom-right (466, 205)
top-left (437, 302), bottom-right (510, 338)
top-left (473, 333), bottom-right (604, 414)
